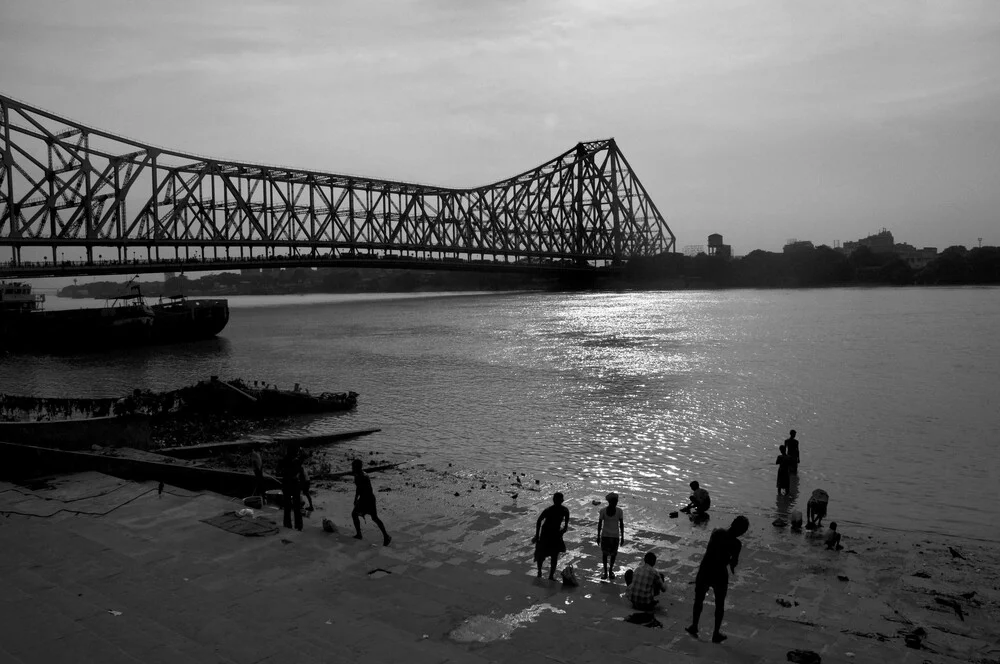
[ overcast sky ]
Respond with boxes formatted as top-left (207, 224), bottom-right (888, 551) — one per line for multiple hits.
top-left (2, 0), bottom-right (998, 255)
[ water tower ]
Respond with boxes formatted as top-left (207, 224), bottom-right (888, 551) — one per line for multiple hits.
top-left (707, 234), bottom-right (732, 259)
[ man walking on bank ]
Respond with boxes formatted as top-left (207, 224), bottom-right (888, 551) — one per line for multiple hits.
top-left (351, 459), bottom-right (391, 546)
top-left (686, 515), bottom-right (750, 643)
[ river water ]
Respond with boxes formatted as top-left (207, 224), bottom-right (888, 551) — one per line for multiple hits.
top-left (4, 287), bottom-right (999, 542)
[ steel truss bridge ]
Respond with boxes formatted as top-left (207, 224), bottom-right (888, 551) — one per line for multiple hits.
top-left (0, 93), bottom-right (674, 279)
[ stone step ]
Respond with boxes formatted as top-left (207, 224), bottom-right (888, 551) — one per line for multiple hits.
top-left (4, 519), bottom-right (325, 664)
top-left (0, 540), bottom-right (212, 664)
top-left (0, 645), bottom-right (26, 664)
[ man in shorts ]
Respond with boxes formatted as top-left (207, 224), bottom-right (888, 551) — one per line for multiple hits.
top-left (351, 459), bottom-right (391, 546)
top-left (686, 515), bottom-right (750, 643)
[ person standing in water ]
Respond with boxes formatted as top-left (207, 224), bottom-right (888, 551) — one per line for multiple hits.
top-left (775, 444), bottom-right (792, 496)
top-left (597, 492), bottom-right (625, 580)
top-left (686, 515), bottom-right (750, 644)
top-left (785, 430), bottom-right (800, 474)
top-left (351, 459), bottom-right (391, 546)
top-left (532, 492), bottom-right (570, 580)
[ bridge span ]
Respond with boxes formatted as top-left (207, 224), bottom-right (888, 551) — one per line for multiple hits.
top-left (1, 93), bottom-right (674, 279)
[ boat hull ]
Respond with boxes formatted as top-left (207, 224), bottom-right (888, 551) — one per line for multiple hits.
top-left (0, 299), bottom-right (229, 352)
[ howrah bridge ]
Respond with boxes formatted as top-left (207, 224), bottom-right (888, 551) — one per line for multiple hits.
top-left (0, 93), bottom-right (675, 280)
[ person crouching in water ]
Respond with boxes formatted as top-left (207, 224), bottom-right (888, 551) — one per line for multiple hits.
top-left (597, 492), bottom-right (625, 580)
top-left (625, 551), bottom-right (666, 611)
top-left (351, 459), bottom-right (391, 546)
top-left (532, 492), bottom-right (569, 580)
top-left (682, 481), bottom-right (711, 519)
top-left (686, 515), bottom-right (750, 644)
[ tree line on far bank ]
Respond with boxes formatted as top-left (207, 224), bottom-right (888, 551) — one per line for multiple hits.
top-left (56, 244), bottom-right (999, 299)
top-left (58, 267), bottom-right (548, 299)
top-left (623, 244), bottom-right (1000, 288)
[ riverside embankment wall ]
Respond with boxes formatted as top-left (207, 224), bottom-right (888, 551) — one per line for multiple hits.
top-left (0, 414), bottom-right (151, 450)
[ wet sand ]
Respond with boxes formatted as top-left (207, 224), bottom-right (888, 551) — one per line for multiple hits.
top-left (1, 444), bottom-right (997, 664)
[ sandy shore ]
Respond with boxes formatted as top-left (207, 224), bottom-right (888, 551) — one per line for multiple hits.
top-left (1, 438), bottom-right (997, 664)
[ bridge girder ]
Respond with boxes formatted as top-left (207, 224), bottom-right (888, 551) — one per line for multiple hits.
top-left (0, 93), bottom-right (675, 270)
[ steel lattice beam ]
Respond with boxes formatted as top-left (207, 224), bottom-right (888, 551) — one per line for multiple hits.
top-left (0, 93), bottom-right (675, 269)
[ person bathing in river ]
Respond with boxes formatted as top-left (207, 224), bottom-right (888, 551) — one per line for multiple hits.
top-left (351, 459), bottom-right (391, 546)
top-left (784, 429), bottom-right (800, 474)
top-left (532, 492), bottom-right (570, 580)
top-left (597, 492), bottom-right (625, 580)
top-left (682, 481), bottom-right (711, 516)
top-left (775, 445), bottom-right (792, 496)
top-left (825, 522), bottom-right (843, 550)
top-left (806, 489), bottom-right (829, 529)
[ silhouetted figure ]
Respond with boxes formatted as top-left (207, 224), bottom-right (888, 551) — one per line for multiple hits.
top-left (686, 515), bottom-right (750, 644)
top-left (351, 459), bottom-right (391, 546)
top-left (278, 444), bottom-right (304, 531)
top-left (785, 430), bottom-right (800, 474)
top-left (775, 445), bottom-right (792, 496)
top-left (532, 492), bottom-right (569, 580)
top-left (250, 448), bottom-right (265, 497)
top-left (597, 492), bottom-right (625, 580)
top-left (806, 489), bottom-right (829, 529)
top-left (625, 551), bottom-right (666, 610)
top-left (682, 481), bottom-right (711, 516)
top-left (825, 522), bottom-right (843, 550)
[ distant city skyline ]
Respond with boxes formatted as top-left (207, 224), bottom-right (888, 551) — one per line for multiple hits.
top-left (1, 1), bottom-right (998, 258)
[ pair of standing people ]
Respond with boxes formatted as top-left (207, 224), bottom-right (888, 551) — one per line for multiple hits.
top-left (531, 492), bottom-right (625, 580)
top-left (775, 430), bottom-right (801, 495)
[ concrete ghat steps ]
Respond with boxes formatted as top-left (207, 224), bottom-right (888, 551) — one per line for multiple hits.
top-left (5, 513), bottom-right (466, 664)
top-left (1, 513), bottom-right (326, 664)
top-left (0, 527), bottom-right (227, 664)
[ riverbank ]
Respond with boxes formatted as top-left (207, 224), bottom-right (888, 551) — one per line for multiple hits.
top-left (3, 439), bottom-right (995, 664)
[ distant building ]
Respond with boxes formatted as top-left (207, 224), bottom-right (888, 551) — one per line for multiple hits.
top-left (896, 244), bottom-right (939, 270)
top-left (842, 228), bottom-right (895, 254)
top-left (783, 238), bottom-right (814, 253)
top-left (707, 234), bottom-right (732, 259)
top-left (839, 229), bottom-right (937, 268)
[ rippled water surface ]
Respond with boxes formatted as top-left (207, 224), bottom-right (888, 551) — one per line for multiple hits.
top-left (4, 288), bottom-right (999, 541)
